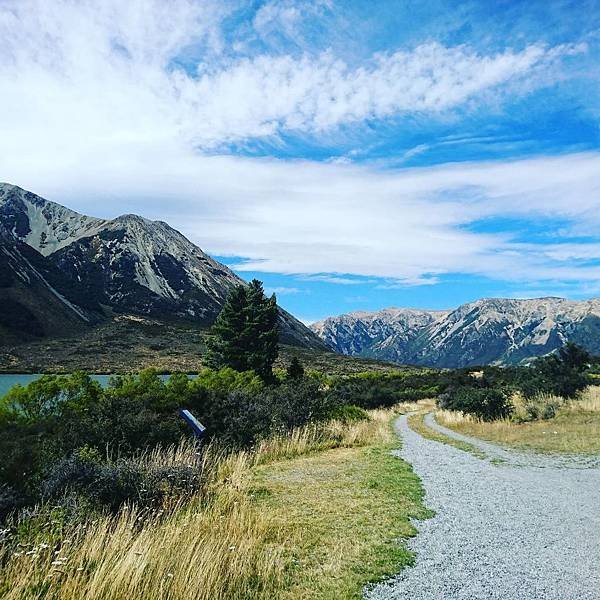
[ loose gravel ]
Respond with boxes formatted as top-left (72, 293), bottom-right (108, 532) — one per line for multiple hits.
top-left (365, 414), bottom-right (600, 600)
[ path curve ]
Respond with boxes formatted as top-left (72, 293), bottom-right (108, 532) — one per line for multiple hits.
top-left (424, 412), bottom-right (600, 469)
top-left (365, 414), bottom-right (600, 600)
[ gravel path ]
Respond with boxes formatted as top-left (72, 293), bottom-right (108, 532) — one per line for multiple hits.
top-left (424, 412), bottom-right (600, 469)
top-left (365, 414), bottom-right (600, 600)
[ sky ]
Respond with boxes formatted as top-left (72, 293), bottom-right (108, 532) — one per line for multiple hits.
top-left (0, 0), bottom-right (599, 323)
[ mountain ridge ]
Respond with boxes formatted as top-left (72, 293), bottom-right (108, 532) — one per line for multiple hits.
top-left (0, 183), bottom-right (324, 350)
top-left (311, 297), bottom-right (600, 367)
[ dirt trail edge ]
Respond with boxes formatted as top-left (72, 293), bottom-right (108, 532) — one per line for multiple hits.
top-left (365, 414), bottom-right (600, 600)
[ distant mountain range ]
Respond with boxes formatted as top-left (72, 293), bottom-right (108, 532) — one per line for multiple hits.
top-left (0, 183), bottom-right (324, 349)
top-left (311, 298), bottom-right (600, 368)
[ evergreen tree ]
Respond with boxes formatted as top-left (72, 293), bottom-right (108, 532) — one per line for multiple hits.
top-left (244, 279), bottom-right (279, 382)
top-left (205, 284), bottom-right (250, 372)
top-left (205, 280), bottom-right (279, 381)
top-left (286, 356), bottom-right (305, 379)
top-left (534, 342), bottom-right (591, 398)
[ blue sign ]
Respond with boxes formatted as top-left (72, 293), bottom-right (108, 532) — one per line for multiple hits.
top-left (179, 409), bottom-right (207, 439)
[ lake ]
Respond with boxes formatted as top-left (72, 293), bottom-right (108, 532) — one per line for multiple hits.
top-left (0, 373), bottom-right (188, 399)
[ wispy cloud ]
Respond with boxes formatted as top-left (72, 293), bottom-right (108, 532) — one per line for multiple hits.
top-left (298, 275), bottom-right (373, 285)
top-left (265, 286), bottom-right (302, 295)
top-left (0, 1), bottom-right (598, 300)
top-left (0, 0), bottom-right (586, 156)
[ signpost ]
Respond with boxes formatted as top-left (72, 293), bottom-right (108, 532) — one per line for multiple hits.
top-left (178, 409), bottom-right (207, 439)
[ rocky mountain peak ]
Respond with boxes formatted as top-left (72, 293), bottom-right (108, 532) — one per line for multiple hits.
top-left (0, 184), bottom-right (326, 349)
top-left (311, 297), bottom-right (600, 367)
top-left (0, 182), bottom-right (107, 256)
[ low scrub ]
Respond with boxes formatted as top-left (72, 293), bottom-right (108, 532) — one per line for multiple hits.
top-left (0, 370), bottom-right (342, 517)
top-left (0, 406), bottom-right (421, 600)
top-left (436, 386), bottom-right (600, 455)
top-left (436, 343), bottom-right (594, 422)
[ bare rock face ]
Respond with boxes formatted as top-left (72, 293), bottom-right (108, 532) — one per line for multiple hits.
top-left (311, 298), bottom-right (600, 367)
top-left (0, 183), bottom-right (325, 349)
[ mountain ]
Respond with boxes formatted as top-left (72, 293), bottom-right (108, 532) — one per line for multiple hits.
top-left (311, 298), bottom-right (600, 368)
top-left (0, 183), bottom-right (324, 349)
top-left (311, 308), bottom-right (448, 361)
top-left (0, 223), bottom-right (98, 342)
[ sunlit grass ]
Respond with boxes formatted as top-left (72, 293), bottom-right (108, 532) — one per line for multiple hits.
top-left (437, 386), bottom-right (600, 455)
top-left (0, 405), bottom-right (427, 599)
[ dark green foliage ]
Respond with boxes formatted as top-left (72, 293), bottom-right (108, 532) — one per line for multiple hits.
top-left (438, 386), bottom-right (512, 421)
top-left (205, 279), bottom-right (279, 382)
top-left (41, 446), bottom-right (205, 512)
top-left (205, 285), bottom-right (249, 372)
top-left (213, 379), bottom-right (339, 447)
top-left (286, 356), bottom-right (305, 379)
top-left (327, 404), bottom-right (370, 423)
top-left (245, 279), bottom-right (279, 382)
top-left (329, 371), bottom-right (443, 409)
top-left (0, 368), bottom-right (336, 518)
top-left (532, 342), bottom-right (591, 398)
top-left (437, 343), bottom-right (593, 421)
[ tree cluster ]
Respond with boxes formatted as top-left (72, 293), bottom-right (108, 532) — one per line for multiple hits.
top-left (205, 279), bottom-right (279, 382)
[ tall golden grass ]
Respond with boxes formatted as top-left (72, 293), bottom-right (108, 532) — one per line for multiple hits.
top-left (435, 386), bottom-right (600, 455)
top-left (0, 408), bottom-right (401, 600)
top-left (438, 386), bottom-right (600, 427)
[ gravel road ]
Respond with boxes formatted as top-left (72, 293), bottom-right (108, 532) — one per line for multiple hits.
top-left (365, 414), bottom-right (600, 600)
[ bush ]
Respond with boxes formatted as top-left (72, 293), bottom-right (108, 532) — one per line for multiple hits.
top-left (212, 379), bottom-right (339, 447)
top-left (42, 445), bottom-right (206, 512)
top-left (532, 343), bottom-right (591, 399)
top-left (329, 371), bottom-right (442, 410)
top-left (0, 484), bottom-right (20, 519)
top-left (510, 393), bottom-right (561, 423)
top-left (327, 404), bottom-right (369, 423)
top-left (438, 386), bottom-right (512, 421)
top-left (286, 357), bottom-right (305, 379)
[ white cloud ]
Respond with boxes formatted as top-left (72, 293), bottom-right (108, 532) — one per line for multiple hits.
top-left (0, 1), bottom-right (597, 294)
top-left (253, 0), bottom-right (332, 42)
top-left (8, 148), bottom-right (598, 290)
top-left (0, 0), bottom-right (585, 156)
top-left (265, 286), bottom-right (302, 295)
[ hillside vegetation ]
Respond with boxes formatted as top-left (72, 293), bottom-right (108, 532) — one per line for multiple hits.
top-left (0, 406), bottom-right (428, 600)
top-left (437, 386), bottom-right (600, 454)
top-left (0, 316), bottom-right (407, 374)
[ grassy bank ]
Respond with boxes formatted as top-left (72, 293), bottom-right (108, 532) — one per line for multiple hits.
top-left (0, 314), bottom-right (406, 375)
top-left (0, 407), bottom-right (428, 600)
top-left (407, 408), bottom-right (487, 460)
top-left (437, 386), bottom-right (600, 455)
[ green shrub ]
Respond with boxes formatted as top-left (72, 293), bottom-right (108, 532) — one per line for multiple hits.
top-left (42, 446), bottom-right (206, 512)
top-left (327, 404), bottom-right (369, 423)
top-left (328, 371), bottom-right (442, 410)
top-left (192, 367), bottom-right (263, 395)
top-left (438, 386), bottom-right (512, 421)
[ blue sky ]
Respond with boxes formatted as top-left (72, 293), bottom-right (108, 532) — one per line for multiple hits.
top-left (1, 0), bottom-right (599, 322)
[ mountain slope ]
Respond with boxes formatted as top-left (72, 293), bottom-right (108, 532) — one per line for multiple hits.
top-left (311, 298), bottom-right (600, 367)
top-left (0, 224), bottom-right (100, 342)
top-left (311, 308), bottom-right (448, 362)
top-left (0, 183), bottom-right (324, 349)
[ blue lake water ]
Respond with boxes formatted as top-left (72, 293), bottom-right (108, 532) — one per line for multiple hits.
top-left (0, 373), bottom-right (189, 399)
top-left (0, 374), bottom-right (114, 399)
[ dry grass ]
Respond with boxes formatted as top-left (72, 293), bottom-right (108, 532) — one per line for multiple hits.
top-left (0, 405), bottom-right (425, 600)
top-left (406, 408), bottom-right (487, 460)
top-left (437, 386), bottom-right (600, 455)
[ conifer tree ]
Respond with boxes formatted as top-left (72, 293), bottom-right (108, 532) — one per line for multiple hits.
top-left (286, 356), bottom-right (305, 379)
top-left (205, 284), bottom-right (249, 372)
top-left (244, 279), bottom-right (279, 382)
top-left (205, 279), bottom-right (279, 381)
